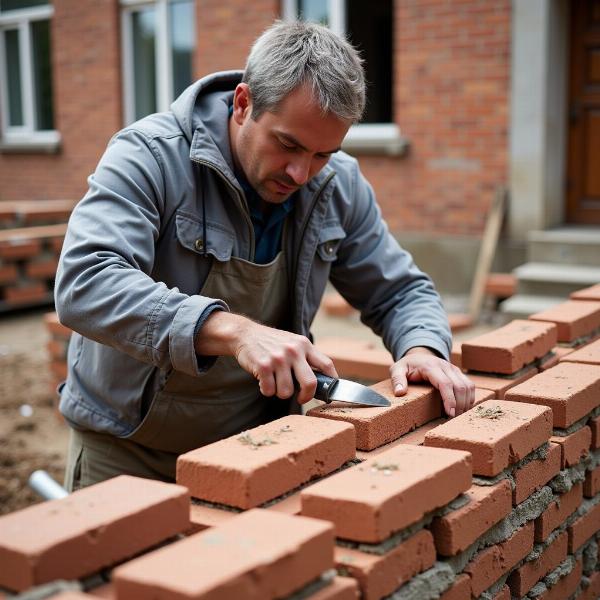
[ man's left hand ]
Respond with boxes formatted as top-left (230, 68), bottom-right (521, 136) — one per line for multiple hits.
top-left (390, 347), bottom-right (475, 417)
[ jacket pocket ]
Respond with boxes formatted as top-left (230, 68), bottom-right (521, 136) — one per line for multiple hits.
top-left (175, 210), bottom-right (234, 261)
top-left (316, 223), bottom-right (346, 262)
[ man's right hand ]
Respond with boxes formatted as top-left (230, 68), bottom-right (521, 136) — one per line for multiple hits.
top-left (194, 311), bottom-right (338, 404)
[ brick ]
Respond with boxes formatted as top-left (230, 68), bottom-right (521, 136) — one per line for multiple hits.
top-left (301, 444), bottom-right (472, 543)
top-left (311, 577), bottom-right (359, 600)
top-left (536, 558), bottom-right (582, 600)
top-left (3, 282), bottom-right (49, 305)
top-left (538, 351), bottom-right (560, 371)
top-left (505, 362), bottom-right (600, 428)
top-left (584, 465), bottom-right (600, 497)
top-left (320, 293), bottom-right (357, 318)
top-left (50, 360), bottom-right (68, 380)
top-left (451, 342), bottom-right (462, 368)
top-left (176, 415), bottom-right (356, 509)
top-left (474, 388), bottom-right (495, 405)
top-left (561, 338), bottom-right (600, 366)
top-left (466, 366), bottom-right (537, 398)
top-left (423, 400), bottom-right (553, 477)
top-left (461, 320), bottom-right (557, 374)
top-left (507, 530), bottom-right (568, 597)
top-left (550, 426), bottom-right (591, 469)
top-left (552, 345), bottom-right (576, 361)
top-left (591, 416), bottom-right (600, 450)
top-left (307, 381), bottom-right (442, 451)
top-left (463, 521), bottom-right (534, 597)
top-left (334, 530), bottom-right (435, 600)
top-left (512, 442), bottom-right (561, 505)
top-left (47, 339), bottom-right (69, 361)
top-left (0, 264), bottom-right (18, 285)
top-left (114, 509), bottom-right (334, 600)
top-left (26, 258), bottom-right (59, 279)
top-left (0, 240), bottom-right (41, 260)
top-left (0, 475), bottom-right (190, 592)
top-left (88, 583), bottom-right (115, 599)
top-left (439, 573), bottom-right (470, 600)
top-left (491, 585), bottom-right (510, 600)
top-left (569, 500), bottom-right (600, 552)
top-left (530, 300), bottom-right (600, 343)
top-left (571, 283), bottom-right (600, 301)
top-left (577, 570), bottom-right (600, 600)
top-left (44, 312), bottom-right (72, 339)
top-left (315, 337), bottom-right (392, 382)
top-left (189, 502), bottom-right (237, 532)
top-left (431, 480), bottom-right (512, 556)
top-left (535, 482), bottom-right (583, 542)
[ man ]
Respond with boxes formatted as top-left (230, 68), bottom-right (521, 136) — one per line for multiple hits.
top-left (55, 20), bottom-right (474, 491)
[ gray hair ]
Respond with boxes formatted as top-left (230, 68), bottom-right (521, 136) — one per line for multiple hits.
top-left (242, 20), bottom-right (366, 123)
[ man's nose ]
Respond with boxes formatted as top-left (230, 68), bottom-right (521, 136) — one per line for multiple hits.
top-left (285, 157), bottom-right (311, 186)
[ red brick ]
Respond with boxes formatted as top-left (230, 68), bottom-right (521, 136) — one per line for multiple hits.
top-left (0, 240), bottom-right (41, 260)
top-left (311, 577), bottom-right (359, 600)
top-left (461, 320), bottom-right (557, 374)
top-left (577, 570), bottom-right (600, 600)
top-left (301, 445), bottom-right (472, 544)
top-left (584, 465), bottom-right (600, 498)
top-left (50, 361), bottom-right (68, 380)
top-left (431, 480), bottom-right (512, 556)
top-left (334, 529), bottom-right (435, 600)
top-left (176, 415), bottom-right (356, 509)
top-left (538, 351), bottom-right (560, 371)
top-left (485, 273), bottom-right (516, 299)
top-left (553, 345), bottom-right (576, 361)
top-left (307, 381), bottom-right (442, 451)
top-left (0, 475), bottom-right (190, 592)
top-left (505, 362), bottom-right (600, 428)
top-left (424, 400), bottom-right (553, 477)
top-left (320, 292), bottom-right (357, 318)
top-left (466, 367), bottom-right (537, 398)
top-left (439, 574), bottom-right (470, 600)
top-left (464, 521), bottom-right (534, 597)
top-left (507, 530), bottom-right (568, 597)
top-left (3, 283), bottom-right (49, 305)
top-left (47, 339), bottom-right (68, 361)
top-left (535, 483), bottom-right (583, 542)
top-left (451, 342), bottom-right (462, 368)
top-left (591, 416), bottom-right (600, 450)
top-left (530, 300), bottom-right (600, 343)
top-left (571, 284), bottom-right (600, 302)
top-left (0, 264), bottom-right (18, 285)
top-left (315, 337), bottom-right (392, 382)
top-left (513, 443), bottom-right (561, 505)
top-left (561, 338), bottom-right (600, 366)
top-left (491, 585), bottom-right (511, 600)
top-left (114, 509), bottom-right (334, 600)
top-left (569, 500), bottom-right (600, 552)
top-left (536, 558), bottom-right (582, 600)
top-left (44, 312), bottom-right (73, 340)
top-left (550, 426), bottom-right (591, 469)
top-left (26, 258), bottom-right (59, 280)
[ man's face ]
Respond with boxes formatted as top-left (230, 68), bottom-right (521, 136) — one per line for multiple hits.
top-left (229, 83), bottom-right (351, 204)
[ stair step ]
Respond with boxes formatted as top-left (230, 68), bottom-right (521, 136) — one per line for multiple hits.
top-left (528, 228), bottom-right (600, 266)
top-left (513, 262), bottom-right (600, 296)
top-left (499, 294), bottom-right (566, 318)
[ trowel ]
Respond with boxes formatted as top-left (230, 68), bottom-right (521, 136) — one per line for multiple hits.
top-left (312, 372), bottom-right (391, 407)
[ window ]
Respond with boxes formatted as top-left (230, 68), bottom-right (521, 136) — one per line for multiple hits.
top-left (0, 0), bottom-right (59, 150)
top-left (121, 0), bottom-right (195, 125)
top-left (282, 0), bottom-right (406, 155)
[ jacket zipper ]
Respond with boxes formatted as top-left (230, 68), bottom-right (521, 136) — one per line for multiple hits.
top-left (191, 157), bottom-right (256, 262)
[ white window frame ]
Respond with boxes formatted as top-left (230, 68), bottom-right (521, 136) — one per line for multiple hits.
top-left (121, 0), bottom-right (194, 126)
top-left (0, 3), bottom-right (60, 151)
top-left (282, 0), bottom-right (407, 156)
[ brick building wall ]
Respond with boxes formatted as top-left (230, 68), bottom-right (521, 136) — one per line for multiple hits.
top-left (0, 0), bottom-right (511, 239)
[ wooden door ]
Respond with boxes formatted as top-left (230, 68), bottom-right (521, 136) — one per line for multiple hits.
top-left (566, 0), bottom-right (600, 224)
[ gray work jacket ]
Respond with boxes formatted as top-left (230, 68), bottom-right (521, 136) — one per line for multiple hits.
top-left (54, 70), bottom-right (451, 437)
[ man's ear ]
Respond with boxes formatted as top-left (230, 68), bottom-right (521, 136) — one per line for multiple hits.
top-left (232, 83), bottom-right (252, 124)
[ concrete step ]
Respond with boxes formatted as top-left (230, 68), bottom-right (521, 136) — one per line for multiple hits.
top-left (499, 294), bottom-right (566, 319)
top-left (528, 227), bottom-right (600, 266)
top-left (513, 262), bottom-right (600, 296)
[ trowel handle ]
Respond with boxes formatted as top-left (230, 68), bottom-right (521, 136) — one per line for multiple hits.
top-left (314, 372), bottom-right (339, 403)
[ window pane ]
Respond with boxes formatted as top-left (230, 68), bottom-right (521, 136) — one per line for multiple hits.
top-left (4, 28), bottom-right (24, 126)
top-left (132, 7), bottom-right (157, 120)
top-left (170, 0), bottom-right (194, 98)
top-left (347, 0), bottom-right (393, 123)
top-left (0, 0), bottom-right (48, 12)
top-left (31, 18), bottom-right (54, 130)
top-left (298, 0), bottom-right (328, 26)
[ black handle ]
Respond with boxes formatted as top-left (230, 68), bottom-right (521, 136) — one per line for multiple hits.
top-left (314, 372), bottom-right (339, 403)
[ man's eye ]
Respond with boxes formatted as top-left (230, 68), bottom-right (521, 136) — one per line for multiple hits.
top-left (280, 141), bottom-right (295, 150)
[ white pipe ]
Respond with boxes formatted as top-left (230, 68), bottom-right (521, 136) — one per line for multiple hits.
top-left (28, 470), bottom-right (68, 500)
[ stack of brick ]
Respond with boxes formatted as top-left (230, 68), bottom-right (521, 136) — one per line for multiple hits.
top-left (45, 312), bottom-right (72, 399)
top-left (0, 200), bottom-right (74, 310)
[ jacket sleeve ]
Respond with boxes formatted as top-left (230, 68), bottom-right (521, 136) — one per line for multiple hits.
top-left (54, 129), bottom-right (228, 377)
top-left (330, 164), bottom-right (452, 361)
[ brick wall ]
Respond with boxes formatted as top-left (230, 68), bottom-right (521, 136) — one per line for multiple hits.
top-left (0, 0), bottom-right (511, 238)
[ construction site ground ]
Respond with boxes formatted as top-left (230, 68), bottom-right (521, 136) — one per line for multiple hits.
top-left (0, 297), bottom-right (498, 515)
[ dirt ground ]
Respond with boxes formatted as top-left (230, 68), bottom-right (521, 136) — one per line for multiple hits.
top-left (0, 296), bottom-right (497, 516)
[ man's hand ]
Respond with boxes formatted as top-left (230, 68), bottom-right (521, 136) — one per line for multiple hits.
top-left (194, 311), bottom-right (338, 404)
top-left (390, 347), bottom-right (475, 417)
